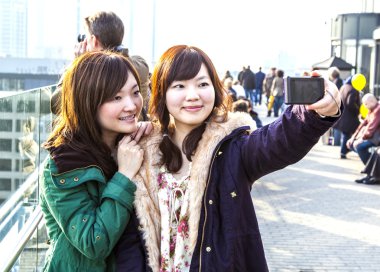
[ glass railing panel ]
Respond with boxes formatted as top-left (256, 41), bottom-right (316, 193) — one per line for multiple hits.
top-left (0, 86), bottom-right (55, 271)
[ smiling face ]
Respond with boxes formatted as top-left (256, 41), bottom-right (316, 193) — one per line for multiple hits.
top-left (97, 71), bottom-right (142, 146)
top-left (149, 45), bottom-right (230, 135)
top-left (165, 64), bottom-right (215, 132)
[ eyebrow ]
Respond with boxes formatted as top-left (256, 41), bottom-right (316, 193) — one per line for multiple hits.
top-left (171, 75), bottom-right (210, 83)
top-left (196, 75), bottom-right (210, 81)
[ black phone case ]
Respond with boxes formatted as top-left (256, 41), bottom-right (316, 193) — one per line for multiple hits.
top-left (285, 77), bottom-right (324, 105)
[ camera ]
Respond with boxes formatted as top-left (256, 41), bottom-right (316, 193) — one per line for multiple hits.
top-left (284, 77), bottom-right (324, 105)
top-left (77, 34), bottom-right (86, 43)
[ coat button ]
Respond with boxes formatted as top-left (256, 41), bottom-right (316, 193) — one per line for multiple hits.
top-left (208, 200), bottom-right (213, 205)
top-left (82, 218), bottom-right (87, 222)
top-left (218, 151), bottom-right (223, 155)
top-left (231, 191), bottom-right (237, 198)
top-left (96, 235), bottom-right (101, 240)
top-left (59, 179), bottom-right (65, 184)
top-left (73, 177), bottom-right (79, 182)
top-left (206, 246), bottom-right (212, 252)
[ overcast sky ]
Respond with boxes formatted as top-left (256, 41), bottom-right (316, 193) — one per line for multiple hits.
top-left (28, 0), bottom-right (379, 75)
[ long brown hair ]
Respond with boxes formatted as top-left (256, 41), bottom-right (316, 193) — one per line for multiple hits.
top-left (45, 51), bottom-right (140, 178)
top-left (149, 45), bottom-right (231, 172)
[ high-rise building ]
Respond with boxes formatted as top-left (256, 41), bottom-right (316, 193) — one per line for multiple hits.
top-left (0, 0), bottom-right (28, 58)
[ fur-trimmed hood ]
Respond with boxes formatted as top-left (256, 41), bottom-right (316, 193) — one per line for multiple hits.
top-left (133, 111), bottom-right (255, 271)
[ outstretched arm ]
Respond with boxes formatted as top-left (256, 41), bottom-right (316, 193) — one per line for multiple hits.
top-left (241, 79), bottom-right (342, 182)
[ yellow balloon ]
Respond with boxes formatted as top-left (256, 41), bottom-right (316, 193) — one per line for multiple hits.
top-left (351, 73), bottom-right (366, 91)
top-left (360, 103), bottom-right (369, 119)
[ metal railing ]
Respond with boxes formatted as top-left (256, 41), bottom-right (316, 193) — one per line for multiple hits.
top-left (1, 206), bottom-right (43, 272)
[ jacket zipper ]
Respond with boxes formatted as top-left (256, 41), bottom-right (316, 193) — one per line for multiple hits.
top-left (198, 145), bottom-right (221, 272)
top-left (196, 127), bottom-right (248, 271)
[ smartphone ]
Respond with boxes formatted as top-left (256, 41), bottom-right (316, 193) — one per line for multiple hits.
top-left (285, 77), bottom-right (324, 105)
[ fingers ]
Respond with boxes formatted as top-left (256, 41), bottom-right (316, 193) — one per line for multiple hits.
top-left (306, 79), bottom-right (341, 116)
top-left (119, 134), bottom-right (137, 146)
top-left (74, 41), bottom-right (87, 58)
top-left (143, 122), bottom-right (153, 136)
top-left (116, 136), bottom-right (144, 179)
top-left (117, 136), bottom-right (142, 160)
top-left (130, 123), bottom-right (144, 142)
top-left (131, 122), bottom-right (153, 142)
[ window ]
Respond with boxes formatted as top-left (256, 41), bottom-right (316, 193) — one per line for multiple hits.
top-left (331, 16), bottom-right (342, 40)
top-left (359, 16), bottom-right (379, 39)
top-left (0, 179), bottom-right (12, 190)
top-left (0, 120), bottom-right (12, 132)
top-left (0, 159), bottom-right (12, 171)
top-left (0, 139), bottom-right (12, 151)
top-left (342, 15), bottom-right (358, 39)
top-left (0, 99), bottom-right (12, 112)
top-left (17, 100), bottom-right (35, 113)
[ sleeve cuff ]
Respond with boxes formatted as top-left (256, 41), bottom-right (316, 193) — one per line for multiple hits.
top-left (101, 172), bottom-right (137, 211)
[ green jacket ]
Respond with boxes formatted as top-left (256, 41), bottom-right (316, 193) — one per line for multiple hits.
top-left (40, 157), bottom-right (136, 272)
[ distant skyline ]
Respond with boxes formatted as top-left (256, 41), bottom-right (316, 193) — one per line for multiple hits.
top-left (13, 0), bottom-right (380, 75)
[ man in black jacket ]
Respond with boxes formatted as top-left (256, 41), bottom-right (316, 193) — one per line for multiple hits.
top-left (241, 65), bottom-right (256, 105)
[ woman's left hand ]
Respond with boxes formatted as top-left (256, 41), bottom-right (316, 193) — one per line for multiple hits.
top-left (129, 121), bottom-right (153, 142)
top-left (306, 79), bottom-right (341, 117)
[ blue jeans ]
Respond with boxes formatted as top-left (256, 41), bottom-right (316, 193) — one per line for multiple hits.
top-left (333, 129), bottom-right (341, 146)
top-left (245, 89), bottom-right (256, 105)
top-left (340, 132), bottom-right (351, 155)
top-left (255, 88), bottom-right (262, 105)
top-left (273, 96), bottom-right (284, 117)
top-left (353, 140), bottom-right (375, 165)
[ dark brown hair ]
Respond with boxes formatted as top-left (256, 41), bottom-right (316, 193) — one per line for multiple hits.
top-left (232, 100), bottom-right (249, 113)
top-left (45, 51), bottom-right (140, 178)
top-left (85, 11), bottom-right (127, 55)
top-left (149, 45), bottom-right (231, 172)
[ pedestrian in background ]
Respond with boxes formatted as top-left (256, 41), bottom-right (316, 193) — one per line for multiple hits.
top-left (255, 66), bottom-right (266, 105)
top-left (347, 93), bottom-right (380, 166)
top-left (332, 76), bottom-right (361, 159)
top-left (328, 66), bottom-right (343, 91)
top-left (222, 70), bottom-right (233, 84)
top-left (232, 98), bottom-right (263, 128)
top-left (328, 66), bottom-right (344, 146)
top-left (232, 80), bottom-right (246, 98)
top-left (263, 67), bottom-right (276, 114)
top-left (223, 77), bottom-right (237, 101)
top-left (116, 44), bottom-right (342, 271)
top-left (270, 69), bottom-right (285, 117)
top-left (237, 66), bottom-right (246, 84)
top-left (74, 11), bottom-right (127, 57)
top-left (242, 65), bottom-right (256, 105)
top-left (130, 55), bottom-right (151, 120)
top-left (51, 11), bottom-right (149, 116)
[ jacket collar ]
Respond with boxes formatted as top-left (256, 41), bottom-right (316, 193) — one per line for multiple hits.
top-left (133, 111), bottom-right (255, 271)
top-left (49, 144), bottom-right (102, 174)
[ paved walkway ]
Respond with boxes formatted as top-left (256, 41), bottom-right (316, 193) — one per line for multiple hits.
top-left (250, 103), bottom-right (380, 272)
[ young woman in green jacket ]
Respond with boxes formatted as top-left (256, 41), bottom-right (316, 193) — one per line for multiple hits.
top-left (40, 51), bottom-right (150, 271)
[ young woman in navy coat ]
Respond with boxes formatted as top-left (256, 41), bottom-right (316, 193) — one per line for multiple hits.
top-left (116, 45), bottom-right (342, 272)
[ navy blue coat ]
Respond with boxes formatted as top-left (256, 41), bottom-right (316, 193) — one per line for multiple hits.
top-left (116, 106), bottom-right (338, 271)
